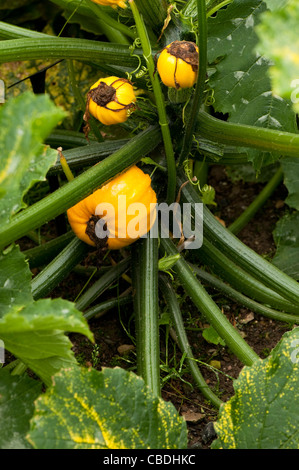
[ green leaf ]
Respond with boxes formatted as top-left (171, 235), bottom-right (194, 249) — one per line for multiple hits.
top-left (0, 369), bottom-right (42, 449)
top-left (0, 0), bottom-right (34, 8)
top-left (0, 299), bottom-right (94, 386)
top-left (158, 253), bottom-right (180, 272)
top-left (256, 0), bottom-right (299, 113)
top-left (202, 325), bottom-right (226, 346)
top-left (0, 91), bottom-right (66, 224)
top-left (49, 0), bottom-right (106, 35)
top-left (281, 157), bottom-right (299, 211)
top-left (272, 212), bottom-right (299, 280)
top-left (212, 328), bottom-right (299, 449)
top-left (0, 245), bottom-right (32, 318)
top-left (263, 0), bottom-right (289, 10)
top-left (28, 366), bottom-right (188, 449)
top-left (207, 0), bottom-right (297, 170)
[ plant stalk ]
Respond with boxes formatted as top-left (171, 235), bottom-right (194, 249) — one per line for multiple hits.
top-left (0, 37), bottom-right (143, 68)
top-left (31, 237), bottom-right (91, 300)
top-left (75, 257), bottom-right (131, 312)
top-left (189, 264), bottom-right (299, 324)
top-left (24, 231), bottom-right (75, 269)
top-left (160, 237), bottom-right (259, 366)
top-left (177, 169), bottom-right (299, 306)
top-left (131, 234), bottom-right (160, 396)
top-left (196, 110), bottom-right (299, 158)
top-left (178, 0), bottom-right (207, 166)
top-left (159, 274), bottom-right (223, 408)
top-left (129, 0), bottom-right (176, 204)
top-left (83, 293), bottom-right (132, 321)
top-left (199, 237), bottom-right (299, 314)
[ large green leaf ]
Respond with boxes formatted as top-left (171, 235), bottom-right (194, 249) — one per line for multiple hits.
top-left (28, 366), bottom-right (188, 449)
top-left (0, 298), bottom-right (93, 386)
top-left (272, 212), bottom-right (299, 280)
top-left (256, 0), bottom-right (299, 113)
top-left (0, 91), bottom-right (66, 224)
top-left (0, 245), bottom-right (32, 317)
top-left (207, 0), bottom-right (297, 170)
top-left (49, 0), bottom-right (106, 35)
top-left (212, 328), bottom-right (299, 449)
top-left (0, 369), bottom-right (42, 449)
top-left (0, 246), bottom-right (93, 385)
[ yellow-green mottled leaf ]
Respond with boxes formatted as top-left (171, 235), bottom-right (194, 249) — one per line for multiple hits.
top-left (0, 369), bottom-right (42, 449)
top-left (212, 328), bottom-right (299, 449)
top-left (0, 299), bottom-right (94, 387)
top-left (0, 91), bottom-right (66, 224)
top-left (27, 366), bottom-right (188, 449)
top-left (4, 58), bottom-right (101, 130)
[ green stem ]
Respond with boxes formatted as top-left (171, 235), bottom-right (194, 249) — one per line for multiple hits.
top-left (207, 0), bottom-right (233, 17)
top-left (10, 361), bottom-right (28, 376)
top-left (197, 110), bottom-right (299, 158)
top-left (177, 169), bottom-right (299, 306)
top-left (75, 258), bottom-right (131, 312)
top-left (83, 293), bottom-right (132, 321)
top-left (193, 159), bottom-right (208, 185)
top-left (228, 166), bottom-right (283, 235)
top-left (0, 37), bottom-right (143, 68)
top-left (46, 129), bottom-right (95, 149)
top-left (178, 0), bottom-right (207, 166)
top-left (0, 21), bottom-right (49, 39)
top-left (131, 234), bottom-right (160, 396)
top-left (199, 237), bottom-right (299, 314)
top-left (0, 125), bottom-right (161, 251)
top-left (159, 274), bottom-right (222, 408)
top-left (84, 0), bottom-right (135, 42)
top-left (24, 231), bottom-right (75, 269)
top-left (129, 0), bottom-right (176, 204)
top-left (31, 238), bottom-right (91, 300)
top-left (48, 139), bottom-right (130, 175)
top-left (67, 60), bottom-right (104, 142)
top-left (160, 237), bottom-right (259, 366)
top-left (189, 264), bottom-right (299, 324)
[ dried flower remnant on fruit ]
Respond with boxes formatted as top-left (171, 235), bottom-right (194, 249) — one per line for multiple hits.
top-left (157, 40), bottom-right (199, 89)
top-left (83, 76), bottom-right (136, 137)
top-left (91, 0), bottom-right (127, 9)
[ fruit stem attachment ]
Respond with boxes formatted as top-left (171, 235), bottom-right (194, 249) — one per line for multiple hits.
top-left (178, 0), bottom-right (208, 166)
top-left (129, 0), bottom-right (176, 204)
top-left (57, 147), bottom-right (74, 182)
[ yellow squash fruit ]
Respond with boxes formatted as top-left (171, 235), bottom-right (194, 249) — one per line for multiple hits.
top-left (85, 76), bottom-right (136, 127)
top-left (90, 0), bottom-right (127, 9)
top-left (67, 165), bottom-right (157, 250)
top-left (157, 41), bottom-right (199, 89)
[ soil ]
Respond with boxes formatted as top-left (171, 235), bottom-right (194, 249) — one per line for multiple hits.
top-left (18, 164), bottom-right (295, 449)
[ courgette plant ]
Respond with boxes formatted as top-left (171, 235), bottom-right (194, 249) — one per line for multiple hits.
top-left (0, 0), bottom-right (299, 450)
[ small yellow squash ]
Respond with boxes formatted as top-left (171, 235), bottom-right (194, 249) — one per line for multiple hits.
top-left (157, 41), bottom-right (199, 89)
top-left (67, 166), bottom-right (157, 250)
